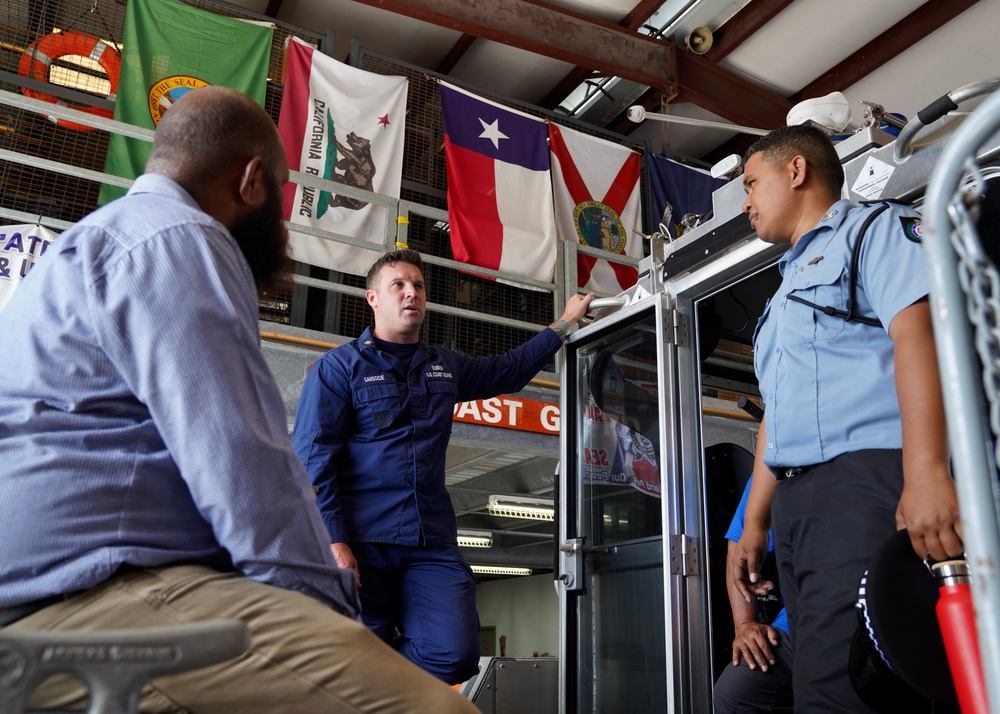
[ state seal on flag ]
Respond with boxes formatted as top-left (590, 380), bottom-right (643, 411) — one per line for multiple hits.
top-left (573, 201), bottom-right (627, 254)
top-left (148, 75), bottom-right (211, 126)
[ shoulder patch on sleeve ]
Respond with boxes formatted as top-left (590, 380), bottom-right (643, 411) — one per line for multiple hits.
top-left (900, 216), bottom-right (923, 243)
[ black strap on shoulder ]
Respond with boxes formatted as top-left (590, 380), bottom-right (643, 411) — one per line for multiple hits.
top-left (786, 202), bottom-right (894, 328)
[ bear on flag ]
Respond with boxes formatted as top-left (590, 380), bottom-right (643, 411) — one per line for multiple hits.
top-left (278, 38), bottom-right (408, 276)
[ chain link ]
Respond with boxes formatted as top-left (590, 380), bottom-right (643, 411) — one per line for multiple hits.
top-left (946, 158), bottom-right (1000, 467)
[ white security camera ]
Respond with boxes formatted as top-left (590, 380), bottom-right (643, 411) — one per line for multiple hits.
top-left (627, 105), bottom-right (646, 123)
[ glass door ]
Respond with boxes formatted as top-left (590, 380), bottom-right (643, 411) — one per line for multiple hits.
top-left (558, 294), bottom-right (687, 712)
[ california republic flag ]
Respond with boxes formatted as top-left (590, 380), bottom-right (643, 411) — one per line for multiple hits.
top-left (278, 37), bottom-right (408, 275)
top-left (548, 123), bottom-right (642, 295)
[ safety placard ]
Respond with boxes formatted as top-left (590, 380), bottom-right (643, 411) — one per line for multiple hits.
top-left (851, 155), bottom-right (895, 200)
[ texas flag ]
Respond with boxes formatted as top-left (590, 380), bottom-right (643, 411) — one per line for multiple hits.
top-left (278, 37), bottom-right (408, 275)
top-left (549, 123), bottom-right (642, 295)
top-left (438, 82), bottom-right (556, 283)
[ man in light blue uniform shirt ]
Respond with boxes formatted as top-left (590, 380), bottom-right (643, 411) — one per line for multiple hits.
top-left (292, 248), bottom-right (593, 683)
top-left (0, 87), bottom-right (475, 713)
top-left (730, 125), bottom-right (963, 712)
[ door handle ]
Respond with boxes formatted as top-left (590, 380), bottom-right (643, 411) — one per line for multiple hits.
top-left (558, 537), bottom-right (585, 593)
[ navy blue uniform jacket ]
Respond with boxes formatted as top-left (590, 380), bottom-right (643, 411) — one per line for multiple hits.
top-left (292, 325), bottom-right (562, 546)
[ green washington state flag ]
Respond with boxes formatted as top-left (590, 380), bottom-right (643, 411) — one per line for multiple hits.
top-left (99, 0), bottom-right (272, 203)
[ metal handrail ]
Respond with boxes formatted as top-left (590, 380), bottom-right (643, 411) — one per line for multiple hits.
top-left (894, 77), bottom-right (1000, 162)
top-left (922, 84), bottom-right (1000, 713)
top-left (0, 78), bottom-right (645, 304)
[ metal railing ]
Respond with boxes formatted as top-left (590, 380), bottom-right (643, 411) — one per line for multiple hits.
top-left (0, 86), bottom-right (641, 372)
top-left (922, 84), bottom-right (1000, 712)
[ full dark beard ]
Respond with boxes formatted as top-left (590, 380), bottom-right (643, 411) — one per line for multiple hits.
top-left (229, 178), bottom-right (293, 293)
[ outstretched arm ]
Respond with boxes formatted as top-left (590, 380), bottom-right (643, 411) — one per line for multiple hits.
top-left (556, 292), bottom-right (596, 325)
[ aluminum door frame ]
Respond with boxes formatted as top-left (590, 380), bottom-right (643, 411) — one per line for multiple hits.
top-left (669, 230), bottom-right (787, 708)
top-left (558, 292), bottom-right (689, 712)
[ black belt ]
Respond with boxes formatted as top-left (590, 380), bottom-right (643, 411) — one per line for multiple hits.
top-left (0, 594), bottom-right (63, 627)
top-left (775, 464), bottom-right (817, 480)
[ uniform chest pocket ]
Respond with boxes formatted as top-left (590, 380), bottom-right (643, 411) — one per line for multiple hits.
top-left (787, 259), bottom-right (848, 342)
top-left (423, 379), bottom-right (458, 431)
top-left (355, 382), bottom-right (400, 431)
top-left (426, 379), bottom-right (458, 397)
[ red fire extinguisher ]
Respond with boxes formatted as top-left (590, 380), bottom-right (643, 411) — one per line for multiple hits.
top-left (931, 559), bottom-right (989, 714)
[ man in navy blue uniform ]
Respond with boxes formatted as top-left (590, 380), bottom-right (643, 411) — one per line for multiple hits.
top-left (292, 249), bottom-right (593, 683)
top-left (730, 126), bottom-right (963, 712)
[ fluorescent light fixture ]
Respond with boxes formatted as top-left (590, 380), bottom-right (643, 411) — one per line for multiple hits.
top-left (457, 529), bottom-right (494, 548)
top-left (487, 495), bottom-right (555, 521)
top-left (470, 565), bottom-right (533, 576)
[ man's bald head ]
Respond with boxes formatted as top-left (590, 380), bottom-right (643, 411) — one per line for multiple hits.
top-left (145, 87), bottom-right (292, 291)
top-left (145, 86), bottom-right (284, 191)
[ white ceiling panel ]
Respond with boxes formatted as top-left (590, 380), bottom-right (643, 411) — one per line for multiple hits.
top-left (543, 0), bottom-right (636, 23)
top-left (277, 0), bottom-right (463, 67)
top-left (839, 0), bottom-right (1000, 125)
top-left (449, 40), bottom-right (578, 105)
top-left (721, 0), bottom-right (929, 96)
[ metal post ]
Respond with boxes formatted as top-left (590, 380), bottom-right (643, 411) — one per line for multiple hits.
top-left (922, 86), bottom-right (1000, 713)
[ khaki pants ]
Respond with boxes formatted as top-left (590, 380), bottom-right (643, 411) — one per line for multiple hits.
top-left (9, 565), bottom-right (478, 713)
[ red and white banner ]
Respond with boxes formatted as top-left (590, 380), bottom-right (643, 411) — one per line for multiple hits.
top-left (452, 394), bottom-right (560, 434)
top-left (278, 38), bottom-right (407, 276)
top-left (438, 82), bottom-right (556, 283)
top-left (0, 224), bottom-right (58, 312)
top-left (549, 123), bottom-right (642, 295)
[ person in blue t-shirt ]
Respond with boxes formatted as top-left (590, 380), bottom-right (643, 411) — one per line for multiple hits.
top-left (714, 478), bottom-right (793, 713)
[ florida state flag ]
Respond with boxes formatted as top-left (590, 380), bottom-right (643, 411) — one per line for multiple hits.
top-left (548, 124), bottom-right (642, 294)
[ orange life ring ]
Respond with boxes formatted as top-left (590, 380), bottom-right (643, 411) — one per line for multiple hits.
top-left (17, 31), bottom-right (121, 132)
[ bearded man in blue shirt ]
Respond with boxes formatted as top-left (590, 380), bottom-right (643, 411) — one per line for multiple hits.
top-left (730, 125), bottom-right (964, 712)
top-left (0, 86), bottom-right (476, 714)
top-left (292, 249), bottom-right (593, 683)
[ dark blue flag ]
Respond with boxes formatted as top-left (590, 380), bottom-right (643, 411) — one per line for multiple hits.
top-left (647, 153), bottom-right (725, 239)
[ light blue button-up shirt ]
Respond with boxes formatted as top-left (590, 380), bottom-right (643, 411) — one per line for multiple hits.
top-left (0, 174), bottom-right (359, 618)
top-left (753, 200), bottom-right (929, 469)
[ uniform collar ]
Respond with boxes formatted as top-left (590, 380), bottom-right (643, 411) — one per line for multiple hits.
top-left (780, 199), bottom-right (856, 271)
top-left (358, 326), bottom-right (379, 351)
top-left (357, 325), bottom-right (429, 354)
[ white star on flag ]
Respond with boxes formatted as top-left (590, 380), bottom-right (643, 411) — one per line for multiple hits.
top-left (438, 81), bottom-right (557, 284)
top-left (478, 117), bottom-right (509, 149)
